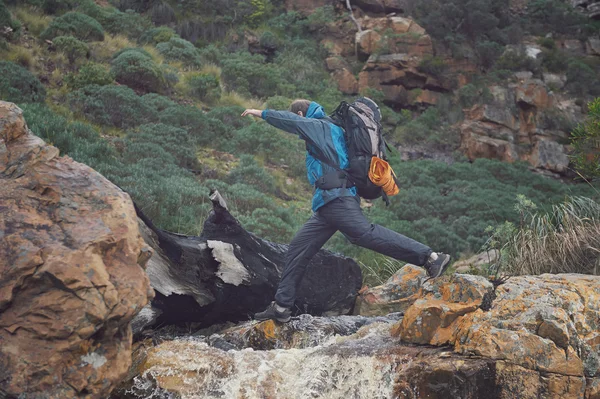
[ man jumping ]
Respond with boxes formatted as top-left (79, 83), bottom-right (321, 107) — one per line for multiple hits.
top-left (242, 100), bottom-right (451, 322)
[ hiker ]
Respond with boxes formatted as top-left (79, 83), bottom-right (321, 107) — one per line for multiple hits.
top-left (241, 99), bottom-right (450, 322)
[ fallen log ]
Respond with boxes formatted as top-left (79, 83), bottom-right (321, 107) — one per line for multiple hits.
top-left (136, 190), bottom-right (362, 328)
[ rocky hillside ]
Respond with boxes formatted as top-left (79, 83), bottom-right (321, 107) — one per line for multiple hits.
top-left (0, 0), bottom-right (598, 270)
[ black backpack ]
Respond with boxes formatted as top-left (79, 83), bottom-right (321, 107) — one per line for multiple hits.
top-left (313, 97), bottom-right (394, 204)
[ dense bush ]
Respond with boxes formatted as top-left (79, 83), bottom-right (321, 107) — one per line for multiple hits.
top-left (158, 105), bottom-right (212, 145)
top-left (566, 59), bottom-right (600, 97)
top-left (220, 51), bottom-right (283, 98)
top-left (20, 103), bottom-right (119, 174)
top-left (227, 154), bottom-right (276, 194)
top-left (156, 37), bottom-right (201, 67)
top-left (0, 61), bottom-right (46, 103)
top-left (53, 35), bottom-right (89, 63)
top-left (78, 0), bottom-right (150, 39)
top-left (68, 84), bottom-right (157, 128)
top-left (139, 27), bottom-right (178, 45)
top-left (64, 62), bottom-right (113, 89)
top-left (0, 0), bottom-right (21, 40)
top-left (41, 12), bottom-right (104, 42)
top-left (186, 73), bottom-right (221, 103)
top-left (141, 93), bottom-right (176, 112)
top-left (476, 41), bottom-right (504, 69)
top-left (111, 48), bottom-right (164, 92)
top-left (494, 48), bottom-right (539, 72)
top-left (126, 123), bottom-right (198, 169)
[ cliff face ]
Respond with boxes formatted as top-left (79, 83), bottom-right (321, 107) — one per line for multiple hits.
top-left (296, 0), bottom-right (599, 175)
top-left (0, 101), bottom-right (154, 398)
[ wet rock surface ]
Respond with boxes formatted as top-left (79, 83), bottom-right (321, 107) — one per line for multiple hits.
top-left (0, 101), bottom-right (153, 398)
top-left (115, 267), bottom-right (600, 398)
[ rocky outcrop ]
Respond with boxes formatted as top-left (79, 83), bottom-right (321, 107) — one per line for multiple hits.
top-left (113, 267), bottom-right (600, 399)
top-left (460, 79), bottom-right (577, 174)
top-left (353, 264), bottom-right (426, 316)
top-left (391, 271), bottom-right (600, 397)
top-left (0, 101), bottom-right (153, 398)
top-left (138, 191), bottom-right (363, 328)
top-left (572, 0), bottom-right (600, 19)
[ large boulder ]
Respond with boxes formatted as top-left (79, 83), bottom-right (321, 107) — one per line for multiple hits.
top-left (392, 273), bottom-right (600, 395)
top-left (0, 101), bottom-right (153, 398)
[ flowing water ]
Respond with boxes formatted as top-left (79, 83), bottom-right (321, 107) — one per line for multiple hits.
top-left (122, 314), bottom-right (427, 399)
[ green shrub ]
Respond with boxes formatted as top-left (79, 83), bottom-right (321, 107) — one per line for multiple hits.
top-left (156, 37), bottom-right (201, 67)
top-left (141, 93), bottom-right (176, 113)
top-left (232, 121), bottom-right (301, 164)
top-left (186, 73), bottom-right (221, 103)
top-left (220, 51), bottom-right (283, 98)
top-left (20, 103), bottom-right (119, 173)
top-left (0, 61), bottom-right (46, 103)
top-left (476, 41), bottom-right (503, 69)
top-left (570, 97), bottom-right (600, 179)
top-left (53, 35), bottom-right (89, 63)
top-left (158, 105), bottom-right (211, 145)
top-left (0, 0), bottom-right (21, 40)
top-left (111, 48), bottom-right (164, 93)
top-left (540, 48), bottom-right (569, 73)
top-left (68, 84), bottom-right (157, 128)
top-left (494, 48), bottom-right (539, 72)
top-left (227, 154), bottom-right (276, 194)
top-left (41, 12), bottom-right (104, 42)
top-left (417, 55), bottom-right (447, 78)
top-left (126, 123), bottom-right (198, 169)
top-left (64, 62), bottom-right (113, 89)
top-left (139, 27), bottom-right (178, 45)
top-left (566, 59), bottom-right (600, 97)
top-left (77, 0), bottom-right (150, 39)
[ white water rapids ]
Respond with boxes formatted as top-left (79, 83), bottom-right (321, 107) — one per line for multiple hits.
top-left (124, 315), bottom-right (419, 399)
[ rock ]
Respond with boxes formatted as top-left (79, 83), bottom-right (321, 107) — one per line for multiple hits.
top-left (353, 0), bottom-right (407, 13)
top-left (562, 39), bottom-right (586, 56)
top-left (392, 273), bottom-right (600, 379)
top-left (354, 264), bottom-right (426, 316)
top-left (139, 191), bottom-right (363, 327)
top-left (356, 29), bottom-right (383, 58)
top-left (515, 79), bottom-right (552, 109)
top-left (587, 38), bottom-right (600, 56)
top-left (452, 250), bottom-right (499, 274)
top-left (543, 72), bottom-right (567, 89)
top-left (0, 101), bottom-right (153, 398)
top-left (531, 137), bottom-right (570, 172)
top-left (459, 80), bottom-right (577, 174)
top-left (332, 68), bottom-right (359, 94)
top-left (117, 320), bottom-right (502, 399)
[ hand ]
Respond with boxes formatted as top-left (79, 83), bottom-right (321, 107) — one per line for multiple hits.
top-left (241, 109), bottom-right (262, 118)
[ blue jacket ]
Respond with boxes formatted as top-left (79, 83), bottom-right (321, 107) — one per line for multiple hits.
top-left (262, 102), bottom-right (357, 212)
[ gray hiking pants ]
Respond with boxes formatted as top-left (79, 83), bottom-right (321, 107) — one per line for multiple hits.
top-left (275, 196), bottom-right (432, 308)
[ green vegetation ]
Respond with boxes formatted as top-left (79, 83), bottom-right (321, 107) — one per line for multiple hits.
top-left (486, 196), bottom-right (600, 275)
top-left (0, 0), bottom-right (21, 40)
top-left (3, 0), bottom-right (599, 284)
top-left (53, 35), bottom-right (89, 63)
top-left (0, 61), bottom-right (45, 103)
top-left (571, 98), bottom-right (600, 179)
top-left (110, 48), bottom-right (165, 92)
top-left (156, 37), bottom-right (201, 67)
top-left (41, 12), bottom-right (104, 42)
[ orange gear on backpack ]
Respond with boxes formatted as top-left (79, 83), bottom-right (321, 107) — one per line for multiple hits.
top-left (368, 157), bottom-right (399, 196)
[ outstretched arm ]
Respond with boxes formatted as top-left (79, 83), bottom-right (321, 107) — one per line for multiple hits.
top-left (241, 108), bottom-right (327, 144)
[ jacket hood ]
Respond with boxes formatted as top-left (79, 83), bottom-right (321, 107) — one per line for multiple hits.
top-left (306, 102), bottom-right (326, 119)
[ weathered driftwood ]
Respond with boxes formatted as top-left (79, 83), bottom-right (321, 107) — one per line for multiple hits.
top-left (136, 190), bottom-right (362, 328)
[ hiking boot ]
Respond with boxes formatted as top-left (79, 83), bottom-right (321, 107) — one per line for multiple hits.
top-left (254, 301), bottom-right (292, 323)
top-left (424, 253), bottom-right (451, 278)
